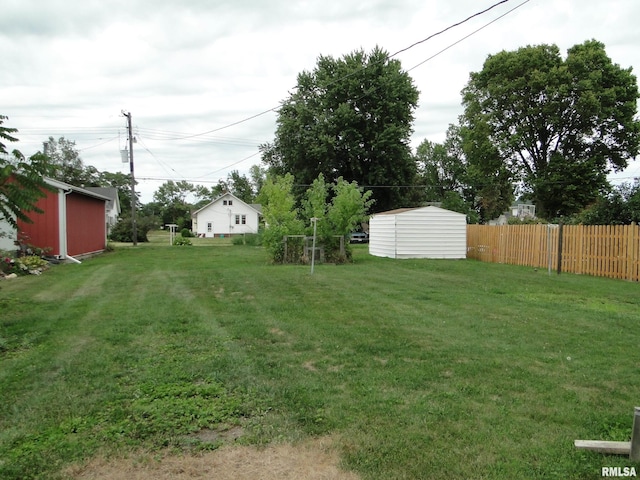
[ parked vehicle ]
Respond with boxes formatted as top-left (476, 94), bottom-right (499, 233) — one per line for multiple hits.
top-left (349, 232), bottom-right (369, 244)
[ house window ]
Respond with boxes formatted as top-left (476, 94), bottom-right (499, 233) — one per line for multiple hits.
top-left (207, 222), bottom-right (212, 233)
top-left (223, 200), bottom-right (228, 205)
top-left (235, 215), bottom-right (240, 225)
top-left (228, 200), bottom-right (233, 205)
top-left (241, 215), bottom-right (246, 225)
top-left (223, 199), bottom-right (233, 206)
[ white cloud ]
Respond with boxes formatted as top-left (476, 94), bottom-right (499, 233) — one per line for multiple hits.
top-left (2, 0), bottom-right (640, 201)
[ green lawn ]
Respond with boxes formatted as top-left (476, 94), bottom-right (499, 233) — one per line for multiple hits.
top-left (1, 236), bottom-right (638, 479)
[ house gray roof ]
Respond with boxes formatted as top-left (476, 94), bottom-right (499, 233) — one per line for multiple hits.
top-left (84, 187), bottom-right (121, 214)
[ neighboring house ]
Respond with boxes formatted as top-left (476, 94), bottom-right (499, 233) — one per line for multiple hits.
top-left (489, 203), bottom-right (537, 225)
top-left (85, 187), bottom-right (122, 235)
top-left (15, 177), bottom-right (110, 261)
top-left (192, 192), bottom-right (261, 237)
top-left (369, 206), bottom-right (467, 259)
top-left (0, 213), bottom-right (15, 252)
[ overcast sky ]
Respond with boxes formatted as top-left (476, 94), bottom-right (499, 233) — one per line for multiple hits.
top-left (2, 0), bottom-right (640, 202)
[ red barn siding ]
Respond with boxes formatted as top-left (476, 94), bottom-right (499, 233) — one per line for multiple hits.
top-left (17, 191), bottom-right (61, 256)
top-left (66, 192), bottom-right (106, 256)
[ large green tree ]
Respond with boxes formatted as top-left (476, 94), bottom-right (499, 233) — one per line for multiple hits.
top-left (153, 180), bottom-right (196, 229)
top-left (415, 137), bottom-right (465, 203)
top-left (462, 40), bottom-right (640, 219)
top-left (43, 136), bottom-right (98, 186)
top-left (261, 46), bottom-right (419, 212)
top-left (1, 116), bottom-right (52, 230)
top-left (414, 123), bottom-right (512, 223)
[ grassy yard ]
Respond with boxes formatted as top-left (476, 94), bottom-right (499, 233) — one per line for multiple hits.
top-left (1, 234), bottom-right (639, 479)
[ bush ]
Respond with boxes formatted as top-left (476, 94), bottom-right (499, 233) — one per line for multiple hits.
top-left (173, 237), bottom-right (192, 246)
top-left (232, 233), bottom-right (262, 246)
top-left (180, 228), bottom-right (194, 238)
top-left (109, 217), bottom-right (150, 242)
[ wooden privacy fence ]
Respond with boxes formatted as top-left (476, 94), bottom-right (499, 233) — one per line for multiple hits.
top-left (467, 224), bottom-right (640, 282)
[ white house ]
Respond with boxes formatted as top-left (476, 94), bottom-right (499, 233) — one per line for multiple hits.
top-left (192, 192), bottom-right (261, 237)
top-left (369, 206), bottom-right (467, 259)
top-left (0, 214), bottom-right (15, 252)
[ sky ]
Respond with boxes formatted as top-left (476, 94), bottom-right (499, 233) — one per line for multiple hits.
top-left (2, 0), bottom-right (640, 203)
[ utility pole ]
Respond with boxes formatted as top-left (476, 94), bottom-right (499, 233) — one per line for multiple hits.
top-left (122, 111), bottom-right (137, 246)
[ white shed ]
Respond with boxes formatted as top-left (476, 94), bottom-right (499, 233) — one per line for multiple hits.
top-left (368, 206), bottom-right (467, 259)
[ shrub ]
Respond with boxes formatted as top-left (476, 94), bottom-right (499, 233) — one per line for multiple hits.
top-left (232, 233), bottom-right (262, 246)
top-left (173, 237), bottom-right (192, 246)
top-left (109, 217), bottom-right (150, 242)
top-left (180, 228), bottom-right (194, 238)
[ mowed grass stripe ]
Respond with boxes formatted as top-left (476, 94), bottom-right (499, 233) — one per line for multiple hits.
top-left (1, 242), bottom-right (638, 479)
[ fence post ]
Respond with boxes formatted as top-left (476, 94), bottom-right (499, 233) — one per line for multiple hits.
top-left (629, 223), bottom-right (638, 282)
top-left (556, 223), bottom-right (564, 275)
top-left (283, 236), bottom-right (288, 264)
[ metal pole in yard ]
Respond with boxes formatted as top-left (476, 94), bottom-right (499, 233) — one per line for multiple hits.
top-left (310, 217), bottom-right (318, 275)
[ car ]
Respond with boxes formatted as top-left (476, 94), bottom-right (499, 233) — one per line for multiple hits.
top-left (349, 232), bottom-right (369, 244)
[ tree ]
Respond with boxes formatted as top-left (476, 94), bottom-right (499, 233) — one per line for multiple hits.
top-left (259, 172), bottom-right (373, 263)
top-left (249, 165), bottom-right (266, 197)
top-left (261, 46), bottom-right (419, 212)
top-left (1, 116), bottom-right (52, 230)
top-left (571, 180), bottom-right (640, 225)
top-left (461, 40), bottom-right (640, 219)
top-left (153, 180), bottom-right (196, 229)
top-left (415, 138), bottom-right (465, 203)
top-left (326, 177), bottom-right (374, 237)
top-left (414, 124), bottom-right (512, 223)
top-left (448, 122), bottom-right (514, 223)
top-left (227, 170), bottom-right (254, 204)
top-left (43, 136), bottom-right (97, 186)
top-left (259, 173), bottom-right (304, 262)
top-left (97, 171), bottom-right (136, 214)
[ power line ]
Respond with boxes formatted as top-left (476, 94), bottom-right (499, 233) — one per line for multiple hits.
top-left (389, 0), bottom-right (515, 60)
top-left (406, 0), bottom-right (531, 73)
top-left (194, 151), bottom-right (261, 179)
top-left (9, 0), bottom-right (523, 156)
top-left (150, 0), bottom-right (519, 140)
top-left (77, 136), bottom-right (119, 152)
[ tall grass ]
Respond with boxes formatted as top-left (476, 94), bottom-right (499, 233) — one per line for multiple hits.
top-left (1, 239), bottom-right (638, 479)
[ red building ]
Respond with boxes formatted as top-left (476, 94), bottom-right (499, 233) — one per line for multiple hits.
top-left (17, 178), bottom-right (110, 261)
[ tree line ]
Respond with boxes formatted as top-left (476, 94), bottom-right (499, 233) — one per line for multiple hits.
top-left (3, 38), bottom-right (640, 240)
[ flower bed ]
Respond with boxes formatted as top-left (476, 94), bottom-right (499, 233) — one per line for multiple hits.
top-left (1, 255), bottom-right (49, 278)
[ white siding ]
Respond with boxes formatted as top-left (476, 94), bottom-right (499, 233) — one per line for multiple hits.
top-left (369, 214), bottom-right (397, 258)
top-left (0, 215), bottom-right (16, 251)
top-left (193, 194), bottom-right (260, 237)
top-left (369, 206), bottom-right (467, 259)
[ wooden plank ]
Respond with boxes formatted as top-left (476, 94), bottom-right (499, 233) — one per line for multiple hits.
top-left (574, 440), bottom-right (631, 455)
top-left (631, 406), bottom-right (640, 461)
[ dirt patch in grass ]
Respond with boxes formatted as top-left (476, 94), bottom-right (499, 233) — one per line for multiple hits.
top-left (67, 436), bottom-right (360, 480)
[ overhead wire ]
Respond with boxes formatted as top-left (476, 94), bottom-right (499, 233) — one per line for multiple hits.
top-left (139, 0), bottom-right (526, 183)
top-left (135, 133), bottom-right (189, 181)
top-left (150, 0), bottom-right (519, 141)
top-left (14, 0), bottom-right (531, 190)
top-left (406, 0), bottom-right (531, 73)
